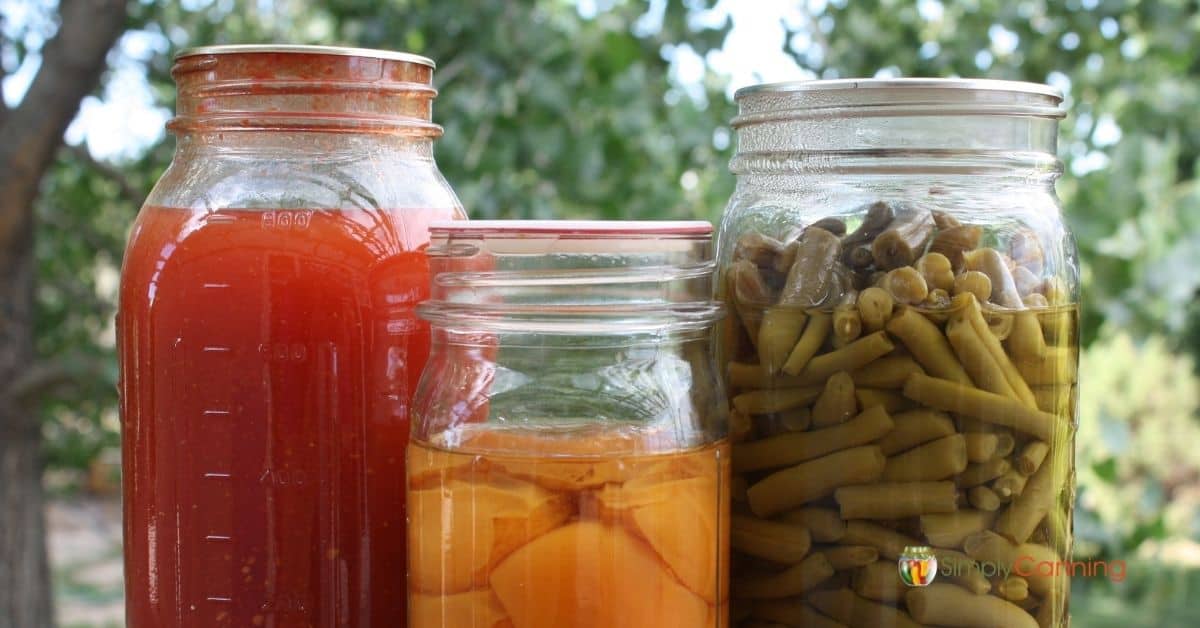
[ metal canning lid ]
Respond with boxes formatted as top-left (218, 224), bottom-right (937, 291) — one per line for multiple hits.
top-left (735, 77), bottom-right (1062, 100)
top-left (176, 44), bottom-right (435, 68)
top-left (733, 77), bottom-right (1065, 123)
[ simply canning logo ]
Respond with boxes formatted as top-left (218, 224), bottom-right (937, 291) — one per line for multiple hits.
top-left (898, 546), bottom-right (939, 587)
top-left (898, 545), bottom-right (1128, 586)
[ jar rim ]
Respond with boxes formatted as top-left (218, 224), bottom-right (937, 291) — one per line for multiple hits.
top-left (417, 302), bottom-right (725, 334)
top-left (176, 44), bottom-right (435, 68)
top-left (734, 77), bottom-right (1062, 101)
top-left (423, 220), bottom-right (721, 333)
top-left (430, 220), bottom-right (712, 238)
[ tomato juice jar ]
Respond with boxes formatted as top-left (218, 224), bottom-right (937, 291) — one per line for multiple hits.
top-left (407, 221), bottom-right (731, 628)
top-left (117, 45), bottom-right (465, 627)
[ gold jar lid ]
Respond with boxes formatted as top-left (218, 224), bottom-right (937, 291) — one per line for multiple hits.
top-left (176, 44), bottom-right (434, 68)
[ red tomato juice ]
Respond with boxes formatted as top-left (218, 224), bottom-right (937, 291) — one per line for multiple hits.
top-left (118, 205), bottom-right (458, 626)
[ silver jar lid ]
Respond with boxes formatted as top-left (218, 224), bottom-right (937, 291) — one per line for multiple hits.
top-left (735, 77), bottom-right (1061, 99)
top-left (176, 44), bottom-right (435, 68)
top-left (733, 77), bottom-right (1065, 125)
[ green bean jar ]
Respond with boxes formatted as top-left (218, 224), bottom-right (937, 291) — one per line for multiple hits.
top-left (716, 79), bottom-right (1077, 628)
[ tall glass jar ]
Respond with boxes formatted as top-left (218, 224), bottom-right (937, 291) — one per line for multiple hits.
top-left (118, 45), bottom-right (465, 627)
top-left (716, 79), bottom-right (1076, 628)
top-left (408, 221), bottom-right (730, 628)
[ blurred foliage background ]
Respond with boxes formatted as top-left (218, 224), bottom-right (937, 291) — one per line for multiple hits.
top-left (2, 0), bottom-right (1198, 625)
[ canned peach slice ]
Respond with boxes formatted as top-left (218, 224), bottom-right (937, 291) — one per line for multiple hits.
top-left (629, 478), bottom-right (724, 603)
top-left (409, 589), bottom-right (510, 628)
top-left (408, 446), bottom-right (497, 490)
top-left (489, 521), bottom-right (709, 628)
top-left (594, 475), bottom-right (713, 516)
top-left (456, 429), bottom-right (692, 490)
top-left (408, 476), bottom-right (571, 594)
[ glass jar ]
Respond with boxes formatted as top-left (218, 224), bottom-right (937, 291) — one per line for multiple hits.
top-left (118, 45), bottom-right (465, 627)
top-left (408, 221), bottom-right (729, 628)
top-left (716, 79), bottom-right (1076, 628)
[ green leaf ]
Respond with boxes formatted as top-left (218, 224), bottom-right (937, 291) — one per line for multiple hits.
top-left (1092, 457), bottom-right (1120, 484)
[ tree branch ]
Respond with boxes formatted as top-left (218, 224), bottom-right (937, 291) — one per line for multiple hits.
top-left (434, 55), bottom-right (469, 89)
top-left (0, 16), bottom-right (9, 127)
top-left (0, 0), bottom-right (128, 251)
top-left (67, 144), bottom-right (148, 209)
top-left (8, 362), bottom-right (76, 404)
top-left (6, 354), bottom-right (108, 406)
top-left (794, 6), bottom-right (830, 71)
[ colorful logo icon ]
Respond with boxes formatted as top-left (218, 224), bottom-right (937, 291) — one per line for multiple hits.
top-left (899, 546), bottom-right (938, 587)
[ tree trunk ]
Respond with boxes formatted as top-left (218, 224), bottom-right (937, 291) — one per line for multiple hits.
top-left (0, 1), bottom-right (129, 626)
top-left (0, 220), bottom-right (51, 627)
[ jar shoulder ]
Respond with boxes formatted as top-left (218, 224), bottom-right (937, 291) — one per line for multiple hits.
top-left (716, 176), bottom-right (1078, 305)
top-left (145, 141), bottom-right (464, 213)
top-left (719, 177), bottom-right (1069, 254)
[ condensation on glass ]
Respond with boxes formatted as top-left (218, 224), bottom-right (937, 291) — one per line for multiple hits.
top-left (716, 79), bottom-right (1077, 628)
top-left (408, 221), bottom-right (730, 628)
top-left (118, 45), bottom-right (465, 627)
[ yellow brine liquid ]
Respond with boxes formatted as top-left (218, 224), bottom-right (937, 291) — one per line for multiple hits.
top-left (407, 427), bottom-right (731, 628)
